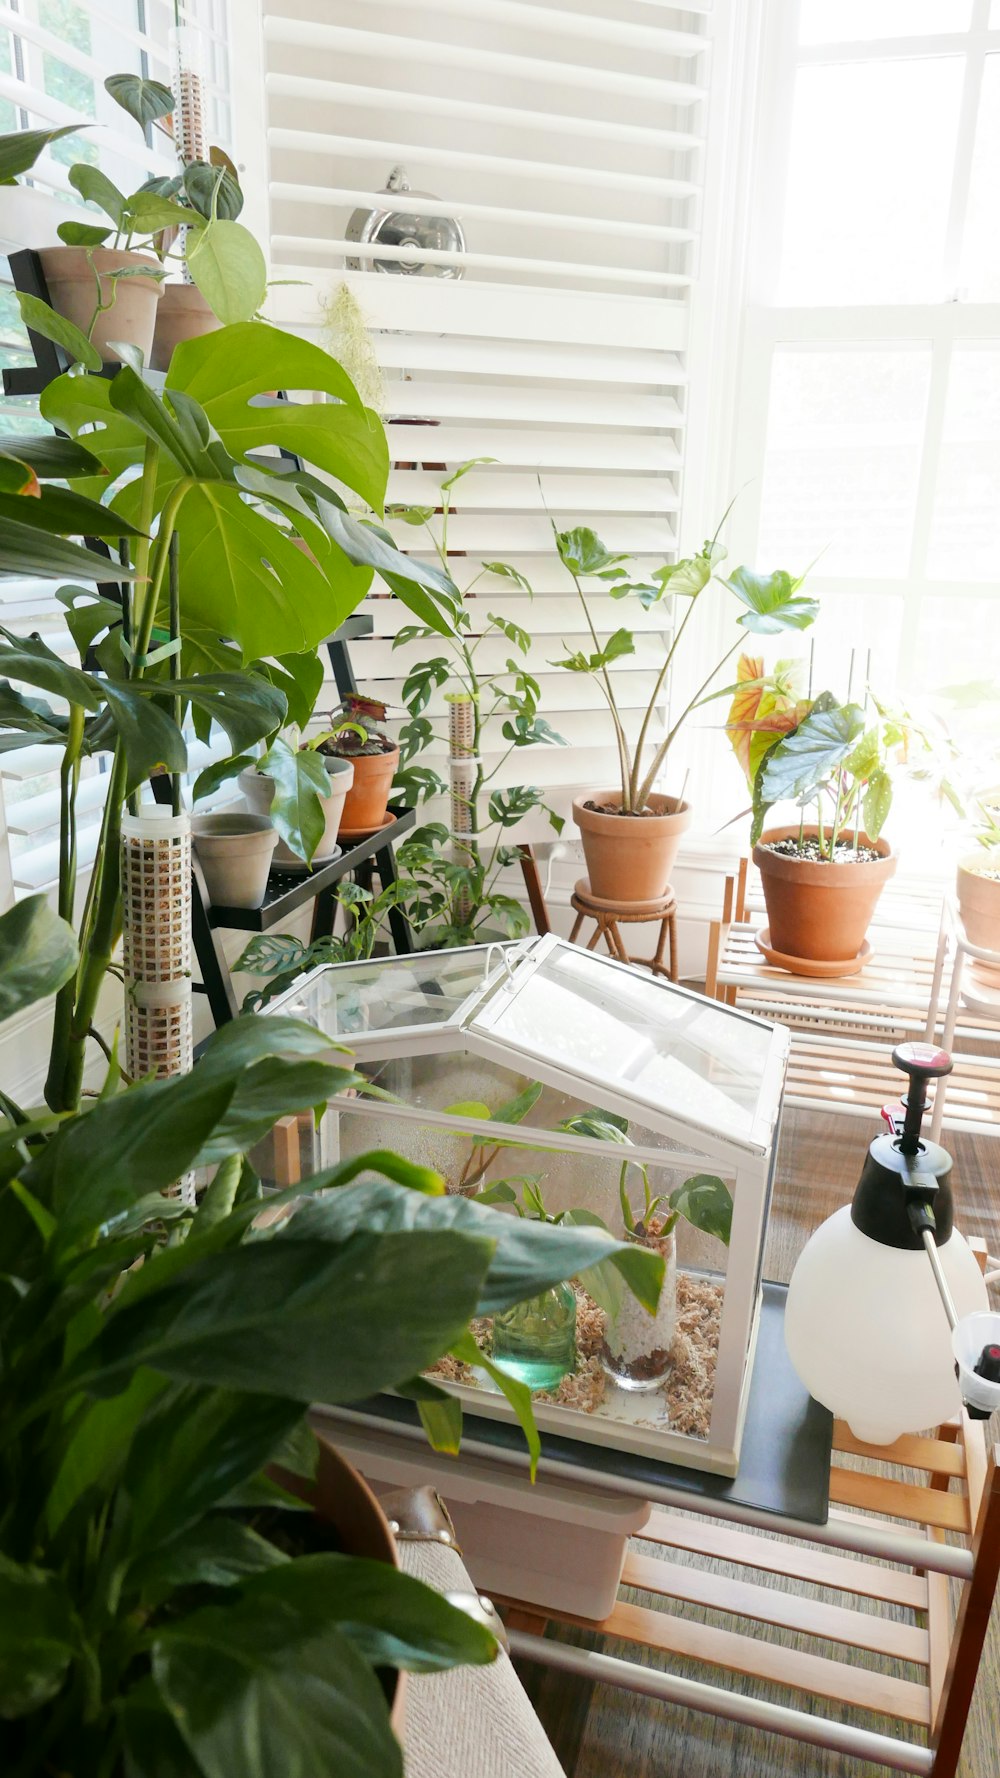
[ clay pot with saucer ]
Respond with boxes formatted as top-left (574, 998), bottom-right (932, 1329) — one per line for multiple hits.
top-left (956, 847), bottom-right (1000, 954)
top-left (39, 246), bottom-right (163, 365)
top-left (572, 792), bottom-right (691, 902)
top-left (753, 826), bottom-right (896, 972)
top-left (239, 756), bottom-right (354, 869)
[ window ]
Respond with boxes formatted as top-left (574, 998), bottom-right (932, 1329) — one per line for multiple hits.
top-left (720, 0), bottom-right (1000, 836)
top-left (0, 0), bottom-right (232, 900)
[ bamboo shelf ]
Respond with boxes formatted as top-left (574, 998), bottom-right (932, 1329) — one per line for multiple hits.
top-left (505, 1401), bottom-right (1000, 1777)
top-left (705, 861), bottom-right (1000, 1136)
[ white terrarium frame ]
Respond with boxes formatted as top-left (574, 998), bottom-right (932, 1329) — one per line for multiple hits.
top-left (266, 934), bottom-right (790, 1476)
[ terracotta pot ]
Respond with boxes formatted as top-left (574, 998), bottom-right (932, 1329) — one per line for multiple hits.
top-left (957, 849), bottom-right (1000, 953)
top-left (753, 826), bottom-right (897, 966)
top-left (239, 755), bottom-right (354, 867)
top-left (274, 1435), bottom-right (405, 1737)
top-left (38, 246), bottom-right (163, 366)
top-left (572, 791), bottom-right (691, 902)
top-left (150, 281), bottom-right (221, 372)
top-left (338, 744), bottom-right (400, 832)
top-left (191, 812), bottom-right (277, 909)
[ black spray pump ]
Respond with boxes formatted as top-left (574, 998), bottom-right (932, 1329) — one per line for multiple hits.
top-left (850, 1042), bottom-right (955, 1252)
top-left (850, 1042), bottom-right (998, 1418)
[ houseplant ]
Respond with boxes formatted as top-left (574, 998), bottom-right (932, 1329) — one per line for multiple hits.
top-left (2, 76), bottom-right (263, 365)
top-left (321, 694), bottom-right (401, 833)
top-left (4, 319), bottom-right (457, 1111)
top-left (730, 662), bottom-right (900, 968)
top-left (0, 895), bottom-right (664, 1778)
top-left (551, 515), bottom-right (818, 901)
top-left (387, 459), bottom-right (566, 943)
top-left (956, 801), bottom-right (1000, 953)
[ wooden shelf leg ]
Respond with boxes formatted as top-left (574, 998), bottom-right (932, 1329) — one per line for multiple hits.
top-left (930, 1445), bottom-right (1000, 1778)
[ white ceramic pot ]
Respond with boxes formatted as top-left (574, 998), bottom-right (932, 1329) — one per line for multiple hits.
top-left (238, 756), bottom-right (354, 867)
top-left (601, 1228), bottom-right (677, 1391)
top-left (191, 813), bottom-right (277, 909)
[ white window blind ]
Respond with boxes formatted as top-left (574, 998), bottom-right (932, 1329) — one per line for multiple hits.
top-left (0, 0), bottom-right (232, 900)
top-left (262, 0), bottom-right (714, 838)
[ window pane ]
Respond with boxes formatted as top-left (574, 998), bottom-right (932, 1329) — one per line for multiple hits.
top-left (962, 56), bottom-right (1000, 300)
top-left (927, 347), bottom-right (1000, 581)
top-left (799, 1), bottom-right (972, 41)
top-left (914, 595), bottom-right (1000, 696)
top-left (757, 346), bottom-right (931, 577)
top-left (778, 59), bottom-right (964, 303)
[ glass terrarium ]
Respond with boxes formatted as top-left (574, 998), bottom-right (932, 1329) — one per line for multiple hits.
top-left (264, 935), bottom-right (789, 1477)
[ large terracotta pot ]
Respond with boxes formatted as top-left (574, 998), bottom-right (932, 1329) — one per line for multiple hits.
top-left (150, 281), bottom-right (221, 371)
top-left (754, 826), bottom-right (897, 966)
top-left (338, 745), bottom-right (400, 832)
top-left (39, 246), bottom-right (163, 365)
top-left (572, 791), bottom-right (691, 902)
top-left (239, 755), bottom-right (354, 867)
top-left (274, 1435), bottom-right (406, 1736)
top-left (957, 849), bottom-right (1000, 953)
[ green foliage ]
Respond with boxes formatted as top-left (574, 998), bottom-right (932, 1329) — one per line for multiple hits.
top-left (104, 72), bottom-right (175, 130)
top-left (0, 122), bottom-right (86, 184)
top-left (751, 689), bottom-right (899, 854)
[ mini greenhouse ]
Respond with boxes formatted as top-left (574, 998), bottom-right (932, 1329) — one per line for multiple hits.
top-left (266, 933), bottom-right (789, 1476)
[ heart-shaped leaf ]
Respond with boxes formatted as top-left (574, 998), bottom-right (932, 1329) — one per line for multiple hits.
top-left (105, 73), bottom-right (175, 130)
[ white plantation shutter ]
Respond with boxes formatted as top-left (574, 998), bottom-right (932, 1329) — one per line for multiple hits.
top-left (0, 1), bottom-right (232, 901)
top-left (261, 0), bottom-right (713, 840)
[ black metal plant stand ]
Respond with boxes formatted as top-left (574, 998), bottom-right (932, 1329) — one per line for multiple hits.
top-left (5, 248), bottom-right (416, 1028)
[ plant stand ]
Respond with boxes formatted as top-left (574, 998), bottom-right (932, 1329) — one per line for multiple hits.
top-left (924, 895), bottom-right (1000, 1143)
top-left (568, 880), bottom-right (677, 981)
top-left (706, 857), bottom-right (1000, 1136)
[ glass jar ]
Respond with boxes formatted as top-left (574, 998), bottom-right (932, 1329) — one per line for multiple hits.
top-left (601, 1229), bottom-right (677, 1391)
top-left (491, 1282), bottom-right (577, 1392)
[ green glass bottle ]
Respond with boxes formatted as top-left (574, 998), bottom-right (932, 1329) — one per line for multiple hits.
top-left (491, 1282), bottom-right (577, 1391)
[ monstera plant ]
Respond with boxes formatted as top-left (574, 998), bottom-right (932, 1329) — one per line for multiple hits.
top-left (0, 894), bottom-right (663, 1778)
top-left (0, 323), bottom-right (456, 1112)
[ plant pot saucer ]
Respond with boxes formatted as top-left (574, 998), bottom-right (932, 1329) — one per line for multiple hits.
top-left (754, 926), bottom-right (872, 978)
top-left (271, 843), bottom-right (343, 878)
top-left (337, 813), bottom-right (397, 842)
top-left (961, 960), bottom-right (1000, 1014)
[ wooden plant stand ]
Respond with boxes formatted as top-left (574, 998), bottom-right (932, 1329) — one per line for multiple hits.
top-left (568, 880), bottom-right (678, 981)
top-left (505, 1403), bottom-right (1000, 1777)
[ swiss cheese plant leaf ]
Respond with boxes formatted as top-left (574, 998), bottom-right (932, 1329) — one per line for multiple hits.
top-left (258, 734), bottom-right (333, 863)
top-left (0, 630), bottom-right (103, 710)
top-left (99, 682), bottom-right (188, 793)
top-left (0, 895), bottom-right (77, 1025)
top-left (0, 519), bottom-right (131, 580)
top-left (162, 673), bottom-right (288, 755)
top-left (0, 482), bottom-right (143, 538)
top-left (40, 370), bottom-right (147, 489)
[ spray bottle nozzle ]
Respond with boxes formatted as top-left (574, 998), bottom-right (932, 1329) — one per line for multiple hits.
top-left (891, 1044), bottom-right (953, 1154)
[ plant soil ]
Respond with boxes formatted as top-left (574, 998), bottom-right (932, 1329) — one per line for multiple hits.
top-left (583, 799), bottom-right (662, 818)
top-left (969, 863), bottom-right (1000, 882)
top-left (429, 1274), bottom-right (723, 1441)
top-left (317, 733), bottom-right (395, 760)
top-left (762, 837), bottom-right (882, 865)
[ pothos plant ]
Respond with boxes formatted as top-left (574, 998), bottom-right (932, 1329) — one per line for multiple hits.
top-left (0, 894), bottom-right (665, 1778)
top-left (551, 511), bottom-right (819, 814)
top-left (727, 658), bottom-right (904, 855)
top-left (1, 319), bottom-right (457, 1112)
top-left (235, 878), bottom-right (409, 1012)
top-left (386, 459), bottom-right (566, 944)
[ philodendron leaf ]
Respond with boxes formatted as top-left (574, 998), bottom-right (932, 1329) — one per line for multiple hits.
top-left (0, 1554), bottom-right (76, 1717)
top-left (669, 1174), bottom-right (733, 1245)
top-left (0, 520), bottom-right (133, 580)
top-left (183, 159), bottom-right (244, 221)
top-left (284, 1178), bottom-right (664, 1317)
top-left (0, 896), bottom-right (77, 1024)
top-left (105, 72), bottom-right (175, 130)
top-left (129, 1517), bottom-right (288, 1608)
top-left (725, 565), bottom-right (819, 636)
top-left (45, 1369), bottom-right (167, 1537)
top-left (451, 1329), bottom-right (541, 1478)
top-left (153, 1604), bottom-right (401, 1778)
top-left (187, 220), bottom-right (268, 324)
top-left (396, 1375), bottom-right (463, 1454)
top-left (556, 528), bottom-right (629, 577)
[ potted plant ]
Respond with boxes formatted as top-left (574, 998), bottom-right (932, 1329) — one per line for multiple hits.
top-left (957, 801), bottom-right (1000, 953)
top-left (550, 514), bottom-right (818, 902)
top-left (730, 663), bottom-right (901, 969)
top-left (316, 694), bottom-right (401, 833)
top-left (237, 735), bottom-right (356, 869)
top-left (0, 895), bottom-right (665, 1777)
top-left (3, 317), bottom-right (458, 1111)
top-left (2, 76), bottom-right (264, 366)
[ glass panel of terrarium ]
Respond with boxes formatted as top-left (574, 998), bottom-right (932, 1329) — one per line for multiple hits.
top-left (263, 943), bottom-right (523, 1044)
top-left (466, 941), bottom-right (776, 1146)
